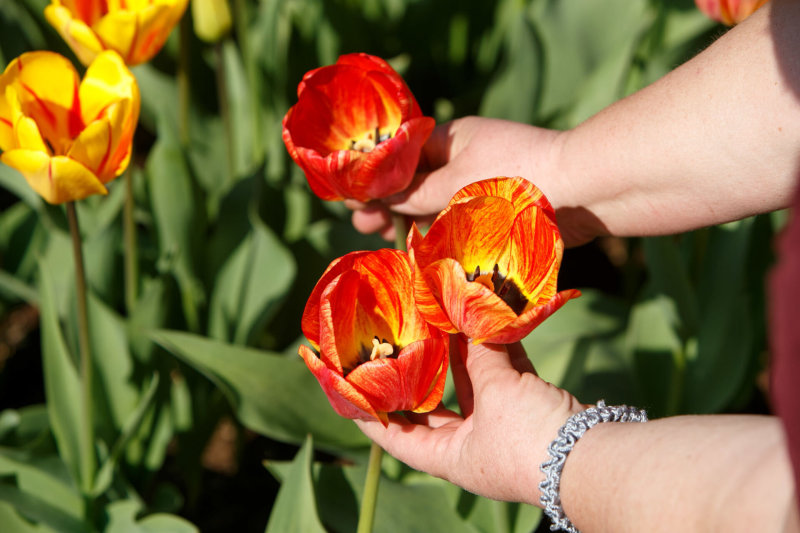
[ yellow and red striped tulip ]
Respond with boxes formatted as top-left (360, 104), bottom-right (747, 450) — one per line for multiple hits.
top-left (408, 177), bottom-right (580, 345)
top-left (45, 0), bottom-right (188, 66)
top-left (694, 0), bottom-right (768, 25)
top-left (0, 51), bottom-right (140, 204)
top-left (299, 249), bottom-right (449, 425)
top-left (282, 53), bottom-right (435, 203)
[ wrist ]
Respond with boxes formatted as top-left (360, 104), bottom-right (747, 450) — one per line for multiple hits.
top-left (540, 128), bottom-right (610, 247)
top-left (522, 385), bottom-right (586, 507)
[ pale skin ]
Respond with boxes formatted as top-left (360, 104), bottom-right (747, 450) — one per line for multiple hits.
top-left (352, 0), bottom-right (800, 531)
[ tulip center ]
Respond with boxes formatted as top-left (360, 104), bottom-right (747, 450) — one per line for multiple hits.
top-left (467, 264), bottom-right (529, 316)
top-left (347, 336), bottom-right (398, 375)
top-left (349, 127), bottom-right (392, 153)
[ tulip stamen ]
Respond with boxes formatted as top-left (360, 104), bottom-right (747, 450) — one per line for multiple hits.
top-left (466, 264), bottom-right (529, 316)
top-left (349, 127), bottom-right (392, 153)
top-left (369, 336), bottom-right (394, 361)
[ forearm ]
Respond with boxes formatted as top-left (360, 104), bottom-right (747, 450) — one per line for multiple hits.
top-left (558, 415), bottom-right (796, 532)
top-left (553, 0), bottom-right (800, 240)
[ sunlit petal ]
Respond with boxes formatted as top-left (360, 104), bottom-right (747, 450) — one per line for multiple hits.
top-left (0, 151), bottom-right (106, 204)
top-left (299, 345), bottom-right (384, 423)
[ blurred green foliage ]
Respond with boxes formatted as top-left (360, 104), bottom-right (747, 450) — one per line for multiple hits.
top-left (0, 0), bottom-right (775, 531)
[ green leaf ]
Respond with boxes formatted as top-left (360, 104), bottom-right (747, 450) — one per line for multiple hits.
top-left (479, 3), bottom-right (542, 124)
top-left (625, 293), bottom-right (685, 417)
top-left (642, 236), bottom-right (698, 337)
top-left (0, 269), bottom-right (38, 305)
top-left (146, 118), bottom-right (205, 332)
top-left (0, 501), bottom-right (50, 533)
top-left (522, 289), bottom-right (628, 394)
top-left (104, 499), bottom-right (198, 533)
top-left (685, 219), bottom-right (756, 412)
top-left (150, 330), bottom-right (369, 452)
top-left (92, 374), bottom-right (160, 497)
top-left (264, 435), bottom-right (326, 533)
top-left (38, 260), bottom-right (84, 487)
top-left (87, 294), bottom-right (139, 435)
top-left (208, 211), bottom-right (296, 345)
top-left (0, 164), bottom-right (41, 210)
top-left (0, 448), bottom-right (82, 522)
top-left (0, 479), bottom-right (89, 533)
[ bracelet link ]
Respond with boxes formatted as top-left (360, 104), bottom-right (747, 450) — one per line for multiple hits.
top-left (539, 400), bottom-right (648, 533)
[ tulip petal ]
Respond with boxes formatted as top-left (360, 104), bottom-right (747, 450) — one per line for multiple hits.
top-left (415, 196), bottom-right (514, 278)
top-left (45, 5), bottom-right (105, 66)
top-left (79, 50), bottom-right (140, 123)
top-left (0, 150), bottom-right (106, 204)
top-left (477, 289), bottom-right (582, 345)
top-left (13, 115), bottom-right (49, 153)
top-left (346, 338), bottom-right (447, 414)
top-left (92, 1), bottom-right (187, 66)
top-left (423, 257), bottom-right (520, 341)
top-left (508, 204), bottom-right (562, 307)
top-left (299, 345), bottom-right (385, 424)
top-left (5, 51), bottom-right (83, 153)
top-left (67, 116), bottom-right (113, 180)
top-left (448, 176), bottom-right (555, 221)
top-left (335, 53), bottom-right (423, 118)
top-left (318, 270), bottom-right (359, 374)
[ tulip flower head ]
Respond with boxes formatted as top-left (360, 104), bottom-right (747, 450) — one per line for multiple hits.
top-left (299, 249), bottom-right (449, 425)
top-left (408, 177), bottom-right (580, 345)
top-left (282, 53), bottom-right (435, 203)
top-left (0, 51), bottom-right (140, 204)
top-left (45, 0), bottom-right (189, 66)
top-left (694, 0), bottom-right (768, 25)
top-left (191, 0), bottom-right (232, 43)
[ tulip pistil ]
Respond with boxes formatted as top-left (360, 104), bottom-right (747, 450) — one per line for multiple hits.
top-left (350, 127), bottom-right (392, 153)
top-left (467, 264), bottom-right (529, 315)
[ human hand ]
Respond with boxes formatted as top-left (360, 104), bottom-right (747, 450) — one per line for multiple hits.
top-left (355, 336), bottom-right (585, 506)
top-left (347, 116), bottom-right (585, 243)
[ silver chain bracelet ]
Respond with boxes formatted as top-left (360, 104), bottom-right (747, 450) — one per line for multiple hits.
top-left (539, 400), bottom-right (648, 533)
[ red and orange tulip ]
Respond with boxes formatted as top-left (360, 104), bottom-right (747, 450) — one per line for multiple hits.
top-left (282, 53), bottom-right (435, 203)
top-left (694, 0), bottom-right (768, 25)
top-left (0, 51), bottom-right (140, 204)
top-left (45, 0), bottom-right (188, 66)
top-left (299, 249), bottom-right (449, 425)
top-left (408, 177), bottom-right (580, 345)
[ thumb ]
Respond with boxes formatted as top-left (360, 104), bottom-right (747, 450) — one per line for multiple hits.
top-left (462, 342), bottom-right (520, 390)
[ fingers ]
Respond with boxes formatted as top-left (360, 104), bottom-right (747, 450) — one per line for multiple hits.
top-left (351, 204), bottom-right (392, 237)
top-left (354, 411), bottom-right (464, 477)
top-left (463, 341), bottom-right (533, 395)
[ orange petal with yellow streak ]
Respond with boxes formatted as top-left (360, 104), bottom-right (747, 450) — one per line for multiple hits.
top-left (475, 289), bottom-right (582, 345)
top-left (346, 337), bottom-right (448, 415)
top-left (298, 345), bottom-right (385, 424)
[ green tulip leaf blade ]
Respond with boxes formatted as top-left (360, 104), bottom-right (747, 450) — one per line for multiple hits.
top-left (37, 259), bottom-right (84, 489)
top-left (0, 477), bottom-right (89, 533)
top-left (264, 435), bottom-right (326, 533)
top-left (91, 374), bottom-right (160, 497)
top-left (149, 330), bottom-right (369, 452)
top-left (104, 499), bottom-right (198, 533)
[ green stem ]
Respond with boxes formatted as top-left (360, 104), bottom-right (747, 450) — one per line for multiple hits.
top-left (123, 166), bottom-right (138, 313)
top-left (392, 213), bottom-right (407, 252)
top-left (357, 442), bottom-right (383, 533)
top-left (215, 40), bottom-right (235, 184)
top-left (66, 203), bottom-right (96, 494)
top-left (178, 15), bottom-right (191, 147)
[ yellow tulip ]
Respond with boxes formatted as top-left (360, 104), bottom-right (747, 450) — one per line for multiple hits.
top-left (45, 0), bottom-right (189, 66)
top-left (0, 50), bottom-right (140, 204)
top-left (191, 0), bottom-right (231, 43)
